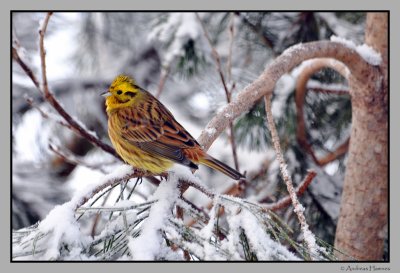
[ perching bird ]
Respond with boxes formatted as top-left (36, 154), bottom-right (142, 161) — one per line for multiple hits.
top-left (103, 74), bottom-right (244, 180)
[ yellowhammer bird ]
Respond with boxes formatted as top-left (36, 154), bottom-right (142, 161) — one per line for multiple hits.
top-left (103, 74), bottom-right (244, 180)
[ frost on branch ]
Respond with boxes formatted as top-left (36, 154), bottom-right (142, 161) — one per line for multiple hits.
top-left (330, 35), bottom-right (382, 66)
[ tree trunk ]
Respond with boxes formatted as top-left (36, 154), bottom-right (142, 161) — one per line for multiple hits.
top-left (334, 12), bottom-right (388, 260)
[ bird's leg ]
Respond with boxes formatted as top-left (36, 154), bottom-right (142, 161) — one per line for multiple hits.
top-left (133, 168), bottom-right (151, 184)
top-left (159, 172), bottom-right (168, 181)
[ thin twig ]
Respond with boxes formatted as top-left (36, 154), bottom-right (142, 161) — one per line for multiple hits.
top-left (90, 189), bottom-right (113, 237)
top-left (155, 65), bottom-right (170, 99)
top-left (195, 13), bottom-right (230, 98)
top-left (234, 12), bottom-right (276, 54)
top-left (49, 143), bottom-right (108, 173)
top-left (308, 87), bottom-right (349, 95)
top-left (25, 96), bottom-right (74, 131)
top-left (13, 13), bottom-right (120, 160)
top-left (196, 12), bottom-right (240, 171)
top-left (264, 94), bottom-right (318, 259)
top-left (179, 196), bottom-right (210, 223)
top-left (185, 180), bottom-right (245, 228)
top-left (12, 48), bottom-right (41, 91)
top-left (74, 170), bottom-right (150, 210)
top-left (227, 12), bottom-right (235, 83)
top-left (38, 12), bottom-right (53, 93)
top-left (226, 13), bottom-right (240, 172)
top-left (179, 180), bottom-right (215, 199)
top-left (263, 170), bottom-right (317, 211)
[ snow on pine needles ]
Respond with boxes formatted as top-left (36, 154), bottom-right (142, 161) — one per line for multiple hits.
top-left (13, 162), bottom-right (331, 261)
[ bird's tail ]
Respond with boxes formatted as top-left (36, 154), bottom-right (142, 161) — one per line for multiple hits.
top-left (200, 155), bottom-right (244, 180)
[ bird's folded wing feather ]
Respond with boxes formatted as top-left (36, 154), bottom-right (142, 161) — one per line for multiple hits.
top-left (116, 109), bottom-right (199, 166)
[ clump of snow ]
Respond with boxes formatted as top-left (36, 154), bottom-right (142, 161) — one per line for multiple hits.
top-left (205, 127), bottom-right (217, 137)
top-left (301, 224), bottom-right (319, 258)
top-left (14, 108), bottom-right (52, 162)
top-left (224, 205), bottom-right (300, 260)
top-left (69, 164), bottom-right (133, 207)
top-left (293, 203), bottom-right (305, 214)
top-left (302, 228), bottom-right (317, 248)
top-left (199, 198), bottom-right (218, 239)
top-left (279, 163), bottom-right (290, 180)
top-left (198, 199), bottom-right (234, 259)
top-left (291, 203), bottom-right (320, 259)
top-left (330, 35), bottom-right (382, 66)
top-left (148, 13), bottom-right (205, 66)
top-left (37, 203), bottom-right (91, 259)
top-left (13, 164), bottom-right (136, 260)
top-left (330, 35), bottom-right (356, 49)
top-left (128, 168), bottom-right (180, 260)
top-left (271, 74), bottom-right (295, 118)
top-left (356, 44), bottom-right (382, 66)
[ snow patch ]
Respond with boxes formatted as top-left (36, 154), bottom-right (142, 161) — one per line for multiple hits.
top-left (225, 205), bottom-right (300, 260)
top-left (307, 80), bottom-right (349, 93)
top-left (291, 60), bottom-right (315, 78)
top-left (14, 164), bottom-right (136, 259)
top-left (356, 44), bottom-right (382, 66)
top-left (69, 164), bottom-right (133, 206)
top-left (271, 74), bottom-right (295, 118)
top-left (330, 35), bottom-right (382, 66)
top-left (148, 13), bottom-right (205, 66)
top-left (129, 169), bottom-right (180, 260)
top-left (205, 127), bottom-right (217, 137)
top-left (37, 203), bottom-right (91, 259)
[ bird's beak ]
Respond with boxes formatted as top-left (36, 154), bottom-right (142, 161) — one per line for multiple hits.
top-left (101, 90), bottom-right (111, 97)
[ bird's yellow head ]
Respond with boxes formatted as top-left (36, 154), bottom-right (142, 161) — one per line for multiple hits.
top-left (104, 74), bottom-right (144, 113)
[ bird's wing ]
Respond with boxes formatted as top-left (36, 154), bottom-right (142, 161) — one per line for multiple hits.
top-left (116, 107), bottom-right (199, 168)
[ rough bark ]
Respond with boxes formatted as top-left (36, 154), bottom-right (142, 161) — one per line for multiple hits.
top-left (334, 13), bottom-right (388, 260)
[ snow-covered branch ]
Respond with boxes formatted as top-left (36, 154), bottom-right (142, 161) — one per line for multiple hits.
top-left (264, 95), bottom-right (319, 259)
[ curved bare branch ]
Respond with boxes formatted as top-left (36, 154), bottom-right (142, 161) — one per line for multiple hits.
top-left (295, 58), bottom-right (351, 166)
top-left (198, 41), bottom-right (374, 151)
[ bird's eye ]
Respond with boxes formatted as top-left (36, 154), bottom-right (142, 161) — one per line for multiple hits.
top-left (116, 90), bottom-right (123, 95)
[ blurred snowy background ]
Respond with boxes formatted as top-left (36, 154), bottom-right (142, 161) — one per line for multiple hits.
top-left (12, 12), bottom-right (366, 257)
